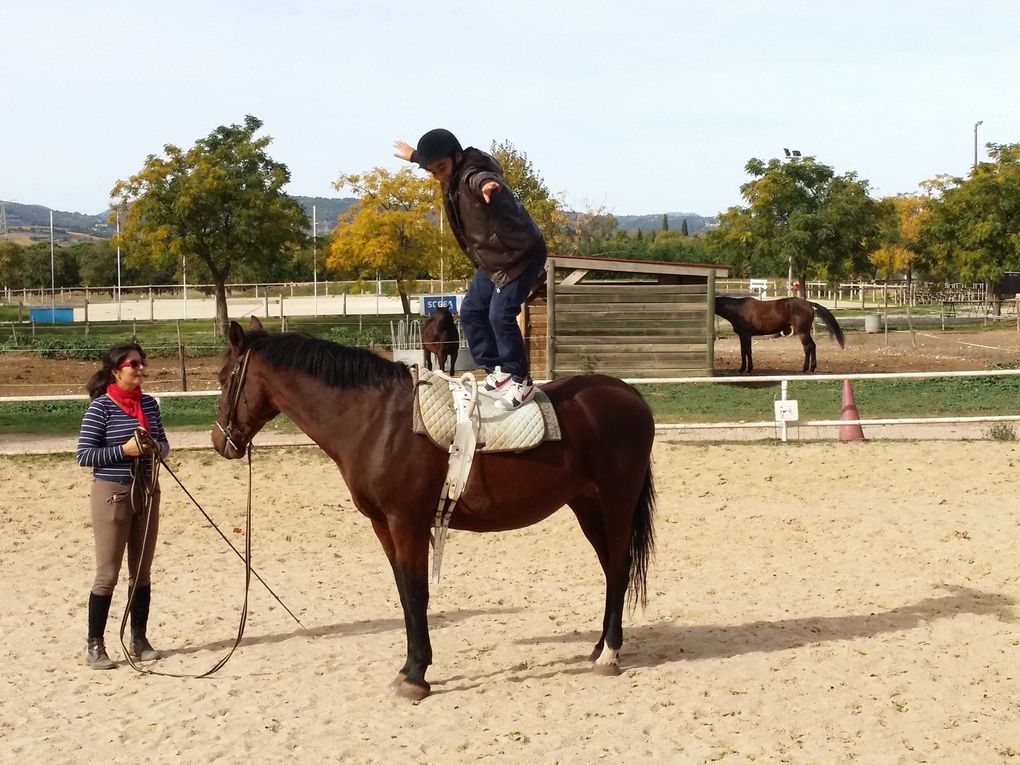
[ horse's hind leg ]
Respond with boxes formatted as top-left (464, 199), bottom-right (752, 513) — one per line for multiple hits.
top-left (801, 334), bottom-right (817, 373)
top-left (738, 334), bottom-right (753, 373)
top-left (448, 347), bottom-right (458, 374)
top-left (569, 493), bottom-right (635, 676)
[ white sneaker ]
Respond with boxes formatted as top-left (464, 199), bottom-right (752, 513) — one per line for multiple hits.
top-left (482, 366), bottom-right (512, 395)
top-left (496, 378), bottom-right (534, 410)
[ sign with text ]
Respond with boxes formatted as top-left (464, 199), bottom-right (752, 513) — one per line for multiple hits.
top-left (420, 294), bottom-right (459, 315)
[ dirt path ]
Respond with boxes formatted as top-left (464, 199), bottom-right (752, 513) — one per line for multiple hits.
top-left (4, 327), bottom-right (1020, 398)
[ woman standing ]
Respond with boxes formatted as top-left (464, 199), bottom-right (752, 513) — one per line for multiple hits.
top-left (76, 342), bottom-right (169, 669)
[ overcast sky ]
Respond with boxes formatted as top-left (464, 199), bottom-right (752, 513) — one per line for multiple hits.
top-left (2, 0), bottom-right (1017, 219)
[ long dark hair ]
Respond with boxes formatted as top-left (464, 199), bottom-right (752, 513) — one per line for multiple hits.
top-left (86, 342), bottom-right (147, 400)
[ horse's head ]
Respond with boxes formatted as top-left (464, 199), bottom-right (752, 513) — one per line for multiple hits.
top-left (211, 316), bottom-right (279, 459)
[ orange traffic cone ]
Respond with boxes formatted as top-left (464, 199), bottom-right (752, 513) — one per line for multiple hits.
top-left (839, 379), bottom-right (866, 442)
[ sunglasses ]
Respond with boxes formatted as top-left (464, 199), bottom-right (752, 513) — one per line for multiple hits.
top-left (117, 358), bottom-right (148, 370)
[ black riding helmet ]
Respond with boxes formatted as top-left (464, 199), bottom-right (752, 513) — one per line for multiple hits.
top-left (414, 128), bottom-right (462, 168)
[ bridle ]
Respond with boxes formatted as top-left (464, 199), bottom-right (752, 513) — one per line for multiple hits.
top-left (216, 349), bottom-right (252, 457)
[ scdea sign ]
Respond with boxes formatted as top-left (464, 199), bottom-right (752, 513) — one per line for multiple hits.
top-left (420, 294), bottom-right (459, 315)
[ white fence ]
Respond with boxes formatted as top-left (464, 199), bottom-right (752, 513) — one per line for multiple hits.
top-left (3, 370), bottom-right (1019, 449)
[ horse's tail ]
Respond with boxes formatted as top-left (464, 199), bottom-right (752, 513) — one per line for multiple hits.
top-left (811, 302), bottom-right (846, 349)
top-left (627, 465), bottom-right (656, 610)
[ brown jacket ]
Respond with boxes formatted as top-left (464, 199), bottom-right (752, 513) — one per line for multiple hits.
top-left (441, 148), bottom-right (545, 289)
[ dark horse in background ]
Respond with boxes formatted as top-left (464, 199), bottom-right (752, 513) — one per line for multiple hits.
top-left (714, 296), bottom-right (846, 373)
top-left (421, 305), bottom-right (458, 374)
top-left (212, 317), bottom-right (656, 700)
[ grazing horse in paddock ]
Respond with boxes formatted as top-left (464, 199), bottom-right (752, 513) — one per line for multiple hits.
top-left (422, 306), bottom-right (459, 374)
top-left (212, 316), bottom-right (656, 700)
top-left (714, 296), bottom-right (846, 373)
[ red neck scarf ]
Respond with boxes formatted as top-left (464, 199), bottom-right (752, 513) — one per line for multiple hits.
top-left (106, 383), bottom-right (151, 433)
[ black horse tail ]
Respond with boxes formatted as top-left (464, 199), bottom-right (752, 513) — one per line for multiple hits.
top-left (811, 302), bottom-right (846, 349)
top-left (627, 465), bottom-right (656, 610)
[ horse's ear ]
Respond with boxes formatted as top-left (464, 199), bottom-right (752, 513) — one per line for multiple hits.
top-left (248, 316), bottom-right (264, 331)
top-left (228, 321), bottom-right (246, 352)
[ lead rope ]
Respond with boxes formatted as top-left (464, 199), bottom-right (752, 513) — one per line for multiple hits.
top-left (121, 433), bottom-right (305, 678)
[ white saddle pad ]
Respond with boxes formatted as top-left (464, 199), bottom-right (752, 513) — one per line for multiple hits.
top-left (412, 368), bottom-right (561, 452)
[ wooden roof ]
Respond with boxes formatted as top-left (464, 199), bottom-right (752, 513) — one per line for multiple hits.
top-left (549, 254), bottom-right (729, 278)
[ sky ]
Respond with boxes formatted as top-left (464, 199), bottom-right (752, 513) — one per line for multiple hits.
top-left (2, 0), bottom-right (1018, 219)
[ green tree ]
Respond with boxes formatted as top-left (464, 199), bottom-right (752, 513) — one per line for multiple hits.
top-left (918, 143), bottom-right (1020, 310)
top-left (680, 218), bottom-right (689, 237)
top-left (661, 214), bottom-right (669, 232)
top-left (708, 155), bottom-right (885, 292)
top-left (20, 242), bottom-right (79, 290)
top-left (73, 240), bottom-right (119, 288)
top-left (111, 115), bottom-right (308, 334)
top-left (329, 168), bottom-right (447, 315)
top-left (0, 241), bottom-right (25, 290)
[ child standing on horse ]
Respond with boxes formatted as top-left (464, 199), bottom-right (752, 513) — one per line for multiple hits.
top-left (394, 128), bottom-right (547, 409)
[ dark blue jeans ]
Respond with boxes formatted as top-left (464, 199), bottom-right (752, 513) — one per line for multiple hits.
top-left (459, 252), bottom-right (547, 379)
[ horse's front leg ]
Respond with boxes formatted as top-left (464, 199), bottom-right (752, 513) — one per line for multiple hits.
top-left (370, 518), bottom-right (433, 700)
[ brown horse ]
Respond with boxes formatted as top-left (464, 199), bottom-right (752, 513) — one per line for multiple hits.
top-left (211, 317), bottom-right (656, 700)
top-left (714, 296), bottom-right (845, 373)
top-left (421, 306), bottom-right (458, 374)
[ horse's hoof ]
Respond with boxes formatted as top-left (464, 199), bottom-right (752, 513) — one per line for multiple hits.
top-left (592, 662), bottom-right (622, 677)
top-left (388, 672), bottom-right (407, 691)
top-left (392, 678), bottom-right (431, 701)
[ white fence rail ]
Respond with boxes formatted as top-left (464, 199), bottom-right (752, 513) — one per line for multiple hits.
top-left (3, 370), bottom-right (1019, 445)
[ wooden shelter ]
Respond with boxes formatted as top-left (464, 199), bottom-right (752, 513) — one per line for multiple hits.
top-left (524, 255), bottom-right (729, 379)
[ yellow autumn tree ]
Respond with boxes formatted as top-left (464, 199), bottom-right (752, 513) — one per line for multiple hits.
top-left (870, 194), bottom-right (927, 281)
top-left (329, 168), bottom-right (464, 314)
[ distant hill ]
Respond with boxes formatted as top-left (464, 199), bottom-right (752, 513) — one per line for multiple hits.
top-left (614, 212), bottom-right (717, 234)
top-left (0, 198), bottom-right (715, 242)
top-left (294, 196), bottom-right (356, 233)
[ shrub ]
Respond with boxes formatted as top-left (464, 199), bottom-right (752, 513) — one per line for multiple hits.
top-left (984, 422), bottom-right (1018, 441)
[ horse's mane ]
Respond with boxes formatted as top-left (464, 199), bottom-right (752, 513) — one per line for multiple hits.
top-left (244, 330), bottom-right (409, 389)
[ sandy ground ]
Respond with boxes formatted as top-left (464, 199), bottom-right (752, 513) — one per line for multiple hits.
top-left (2, 442), bottom-right (1020, 763)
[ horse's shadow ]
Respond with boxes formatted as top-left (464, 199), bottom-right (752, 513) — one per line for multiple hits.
top-left (522, 584), bottom-right (1017, 668)
top-left (154, 606), bottom-right (522, 658)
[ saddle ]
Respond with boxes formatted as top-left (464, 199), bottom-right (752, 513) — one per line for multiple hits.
top-left (412, 368), bottom-right (561, 451)
top-left (411, 366), bottom-right (561, 582)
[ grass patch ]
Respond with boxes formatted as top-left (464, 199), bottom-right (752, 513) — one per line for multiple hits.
top-left (0, 315), bottom-right (400, 360)
top-left (0, 395), bottom-right (302, 435)
top-left (637, 373), bottom-right (1020, 423)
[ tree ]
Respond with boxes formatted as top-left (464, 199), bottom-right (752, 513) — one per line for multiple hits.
top-left (708, 155), bottom-right (885, 293)
top-left (73, 240), bottom-right (119, 289)
top-left (680, 218), bottom-right (689, 237)
top-left (869, 195), bottom-right (926, 282)
top-left (20, 242), bottom-right (79, 290)
top-left (661, 214), bottom-right (669, 232)
top-left (918, 143), bottom-right (1020, 310)
top-left (328, 168), bottom-right (447, 315)
top-left (0, 241), bottom-right (25, 290)
top-left (488, 140), bottom-right (571, 251)
top-left (111, 115), bottom-right (308, 334)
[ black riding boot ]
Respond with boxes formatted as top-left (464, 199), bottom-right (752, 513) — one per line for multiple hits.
top-left (86, 593), bottom-right (115, 670)
top-left (129, 585), bottom-right (161, 661)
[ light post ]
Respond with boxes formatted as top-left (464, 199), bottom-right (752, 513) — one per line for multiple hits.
top-left (782, 148), bottom-right (802, 295)
top-left (312, 205), bottom-right (318, 317)
top-left (973, 120), bottom-right (983, 169)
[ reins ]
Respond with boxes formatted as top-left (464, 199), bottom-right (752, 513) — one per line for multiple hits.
top-left (115, 351), bottom-right (306, 677)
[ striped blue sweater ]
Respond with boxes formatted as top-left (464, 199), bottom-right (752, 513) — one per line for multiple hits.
top-left (76, 394), bottom-right (170, 482)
